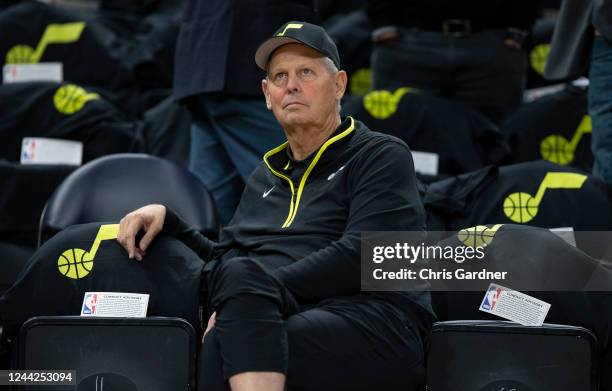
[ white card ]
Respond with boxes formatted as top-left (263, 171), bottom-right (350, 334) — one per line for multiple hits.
top-left (549, 227), bottom-right (577, 247)
top-left (479, 283), bottom-right (551, 326)
top-left (3, 63), bottom-right (63, 84)
top-left (21, 137), bottom-right (82, 165)
top-left (81, 292), bottom-right (149, 318)
top-left (411, 150), bottom-right (439, 176)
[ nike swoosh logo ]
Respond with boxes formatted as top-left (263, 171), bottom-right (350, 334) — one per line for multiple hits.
top-left (327, 165), bottom-right (345, 181)
top-left (263, 186), bottom-right (275, 198)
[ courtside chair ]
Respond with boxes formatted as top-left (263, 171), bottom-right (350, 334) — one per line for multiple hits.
top-left (38, 153), bottom-right (220, 247)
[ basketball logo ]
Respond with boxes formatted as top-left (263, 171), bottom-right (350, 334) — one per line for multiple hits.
top-left (58, 248), bottom-right (94, 279)
top-left (540, 115), bottom-right (592, 165)
top-left (363, 87), bottom-right (414, 119)
top-left (457, 224), bottom-right (503, 248)
top-left (529, 43), bottom-right (550, 76)
top-left (5, 45), bottom-right (34, 64)
top-left (502, 172), bottom-right (587, 223)
top-left (5, 22), bottom-right (85, 64)
top-left (57, 224), bottom-right (119, 280)
top-left (503, 192), bottom-right (539, 223)
top-left (53, 84), bottom-right (99, 115)
top-left (350, 68), bottom-right (372, 96)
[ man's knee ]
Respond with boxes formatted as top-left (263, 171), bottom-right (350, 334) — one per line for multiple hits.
top-left (209, 257), bottom-right (281, 308)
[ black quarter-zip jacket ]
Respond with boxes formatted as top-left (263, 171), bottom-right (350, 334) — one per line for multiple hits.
top-left (165, 116), bottom-right (433, 323)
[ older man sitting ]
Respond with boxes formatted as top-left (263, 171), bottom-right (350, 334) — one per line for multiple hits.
top-left (118, 21), bottom-right (433, 391)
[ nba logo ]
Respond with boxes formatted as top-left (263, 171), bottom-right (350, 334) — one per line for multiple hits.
top-left (482, 287), bottom-right (501, 311)
top-left (21, 138), bottom-right (36, 162)
top-left (82, 293), bottom-right (97, 315)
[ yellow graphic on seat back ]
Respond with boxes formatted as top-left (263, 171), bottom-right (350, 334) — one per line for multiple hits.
top-left (57, 224), bottom-right (118, 279)
top-left (457, 224), bottom-right (503, 248)
top-left (530, 43), bottom-right (550, 76)
top-left (540, 115), bottom-right (592, 165)
top-left (5, 22), bottom-right (85, 64)
top-left (53, 84), bottom-right (99, 115)
top-left (350, 68), bottom-right (372, 96)
top-left (363, 87), bottom-right (415, 119)
top-left (503, 172), bottom-right (587, 223)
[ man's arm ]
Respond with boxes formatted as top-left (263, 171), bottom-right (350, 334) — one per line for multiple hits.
top-left (271, 140), bottom-right (425, 302)
top-left (164, 208), bottom-right (217, 262)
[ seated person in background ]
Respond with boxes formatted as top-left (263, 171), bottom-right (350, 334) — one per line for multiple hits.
top-left (118, 21), bottom-right (433, 391)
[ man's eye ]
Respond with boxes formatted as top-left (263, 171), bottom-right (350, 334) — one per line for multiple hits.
top-left (301, 69), bottom-right (312, 75)
top-left (274, 73), bottom-right (287, 81)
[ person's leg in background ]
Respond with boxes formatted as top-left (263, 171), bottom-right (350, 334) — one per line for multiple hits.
top-left (370, 28), bottom-right (449, 94)
top-left (589, 35), bottom-right (612, 184)
top-left (451, 31), bottom-right (526, 125)
top-left (189, 94), bottom-right (285, 225)
top-left (189, 95), bottom-right (245, 225)
top-left (204, 95), bottom-right (286, 185)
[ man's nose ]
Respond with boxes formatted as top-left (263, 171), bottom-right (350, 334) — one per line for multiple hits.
top-left (285, 74), bottom-right (300, 92)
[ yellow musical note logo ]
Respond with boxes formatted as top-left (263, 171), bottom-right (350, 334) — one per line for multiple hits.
top-left (276, 23), bottom-right (303, 37)
top-left (57, 224), bottom-right (118, 280)
top-left (503, 172), bottom-right (587, 223)
top-left (5, 22), bottom-right (86, 64)
top-left (53, 84), bottom-right (99, 115)
top-left (540, 115), bottom-right (592, 165)
top-left (363, 87), bottom-right (416, 119)
top-left (457, 224), bottom-right (503, 248)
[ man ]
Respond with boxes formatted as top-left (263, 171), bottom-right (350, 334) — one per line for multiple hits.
top-left (173, 0), bottom-right (317, 224)
top-left (119, 22), bottom-right (433, 391)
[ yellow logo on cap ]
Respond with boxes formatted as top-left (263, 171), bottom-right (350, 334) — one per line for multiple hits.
top-left (502, 172), bottom-right (587, 223)
top-left (58, 224), bottom-right (119, 279)
top-left (277, 23), bottom-right (303, 36)
top-left (5, 22), bottom-right (86, 64)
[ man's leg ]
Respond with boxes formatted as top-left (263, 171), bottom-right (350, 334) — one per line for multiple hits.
top-left (370, 28), bottom-right (449, 93)
top-left (199, 257), bottom-right (299, 391)
top-left (188, 95), bottom-right (244, 225)
top-left (589, 35), bottom-right (612, 184)
top-left (284, 298), bottom-right (427, 391)
top-left (452, 31), bottom-right (526, 124)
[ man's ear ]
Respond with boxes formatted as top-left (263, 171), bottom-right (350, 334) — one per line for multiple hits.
top-left (335, 70), bottom-right (348, 100)
top-left (262, 79), bottom-right (272, 110)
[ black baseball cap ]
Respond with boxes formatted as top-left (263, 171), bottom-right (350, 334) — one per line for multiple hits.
top-left (255, 21), bottom-right (340, 71)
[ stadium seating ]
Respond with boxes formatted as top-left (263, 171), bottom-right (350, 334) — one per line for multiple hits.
top-left (39, 153), bottom-right (220, 245)
top-left (19, 316), bottom-right (196, 390)
top-left (427, 320), bottom-right (599, 390)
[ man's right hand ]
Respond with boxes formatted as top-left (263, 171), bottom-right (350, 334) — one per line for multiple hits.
top-left (117, 204), bottom-right (166, 261)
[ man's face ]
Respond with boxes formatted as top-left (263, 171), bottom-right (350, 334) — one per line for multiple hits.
top-left (262, 43), bottom-right (346, 128)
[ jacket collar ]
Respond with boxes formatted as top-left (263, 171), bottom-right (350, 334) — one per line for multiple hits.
top-left (263, 116), bottom-right (356, 174)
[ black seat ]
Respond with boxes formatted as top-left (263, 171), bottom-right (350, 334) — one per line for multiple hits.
top-left (427, 320), bottom-right (599, 390)
top-left (19, 316), bottom-right (196, 390)
top-left (39, 153), bottom-right (219, 246)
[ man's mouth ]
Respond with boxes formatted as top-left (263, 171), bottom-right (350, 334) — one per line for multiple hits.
top-left (283, 101), bottom-right (306, 109)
